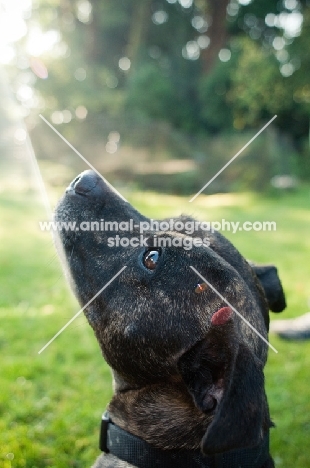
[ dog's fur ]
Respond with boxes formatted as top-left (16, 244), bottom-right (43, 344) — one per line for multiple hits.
top-left (54, 171), bottom-right (286, 467)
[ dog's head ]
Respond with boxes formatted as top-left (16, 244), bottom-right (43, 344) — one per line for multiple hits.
top-left (55, 170), bottom-right (286, 454)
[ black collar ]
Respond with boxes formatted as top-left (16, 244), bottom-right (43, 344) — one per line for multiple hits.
top-left (100, 412), bottom-right (270, 468)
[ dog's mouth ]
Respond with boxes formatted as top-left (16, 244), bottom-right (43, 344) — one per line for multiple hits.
top-left (203, 388), bottom-right (223, 413)
top-left (201, 307), bottom-right (233, 413)
top-left (177, 306), bottom-right (234, 414)
top-left (201, 375), bottom-right (226, 412)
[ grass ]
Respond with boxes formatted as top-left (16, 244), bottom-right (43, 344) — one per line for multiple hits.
top-left (1, 184), bottom-right (310, 468)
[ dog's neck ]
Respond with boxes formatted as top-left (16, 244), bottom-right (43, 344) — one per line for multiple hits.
top-left (108, 373), bottom-right (272, 458)
top-left (109, 375), bottom-right (210, 450)
top-left (109, 376), bottom-right (212, 451)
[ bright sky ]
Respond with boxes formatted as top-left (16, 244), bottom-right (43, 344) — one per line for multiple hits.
top-left (0, 0), bottom-right (29, 63)
top-left (0, 0), bottom-right (60, 64)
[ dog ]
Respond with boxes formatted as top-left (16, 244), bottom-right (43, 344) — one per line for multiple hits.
top-left (54, 170), bottom-right (286, 468)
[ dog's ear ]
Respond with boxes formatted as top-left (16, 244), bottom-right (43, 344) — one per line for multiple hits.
top-left (251, 264), bottom-right (286, 313)
top-left (178, 308), bottom-right (267, 455)
top-left (201, 343), bottom-right (265, 454)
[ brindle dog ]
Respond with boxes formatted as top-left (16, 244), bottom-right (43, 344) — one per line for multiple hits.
top-left (54, 170), bottom-right (286, 468)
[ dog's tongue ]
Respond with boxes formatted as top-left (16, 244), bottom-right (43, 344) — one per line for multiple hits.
top-left (211, 307), bottom-right (233, 326)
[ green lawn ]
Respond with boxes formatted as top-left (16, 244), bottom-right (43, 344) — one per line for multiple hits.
top-left (1, 186), bottom-right (310, 468)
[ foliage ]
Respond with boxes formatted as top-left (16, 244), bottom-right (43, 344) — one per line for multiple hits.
top-left (199, 55), bottom-right (235, 132)
top-left (229, 38), bottom-right (291, 127)
top-left (126, 62), bottom-right (177, 120)
top-left (3, 0), bottom-right (310, 179)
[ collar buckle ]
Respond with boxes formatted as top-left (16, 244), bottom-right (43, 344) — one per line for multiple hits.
top-left (99, 411), bottom-right (110, 453)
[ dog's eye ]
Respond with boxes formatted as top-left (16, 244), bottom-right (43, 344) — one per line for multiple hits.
top-left (143, 249), bottom-right (161, 270)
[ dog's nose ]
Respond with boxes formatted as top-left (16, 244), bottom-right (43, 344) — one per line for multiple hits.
top-left (66, 170), bottom-right (128, 203)
top-left (69, 170), bottom-right (99, 195)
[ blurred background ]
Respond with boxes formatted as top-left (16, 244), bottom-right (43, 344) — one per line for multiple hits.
top-left (0, 1), bottom-right (309, 467)
top-left (1, 0), bottom-right (310, 193)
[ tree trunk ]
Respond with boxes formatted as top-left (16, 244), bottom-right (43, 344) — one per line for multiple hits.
top-left (200, 0), bottom-right (230, 74)
top-left (126, 1), bottom-right (152, 68)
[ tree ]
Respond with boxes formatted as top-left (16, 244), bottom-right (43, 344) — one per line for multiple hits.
top-left (3, 0), bottom-right (310, 175)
